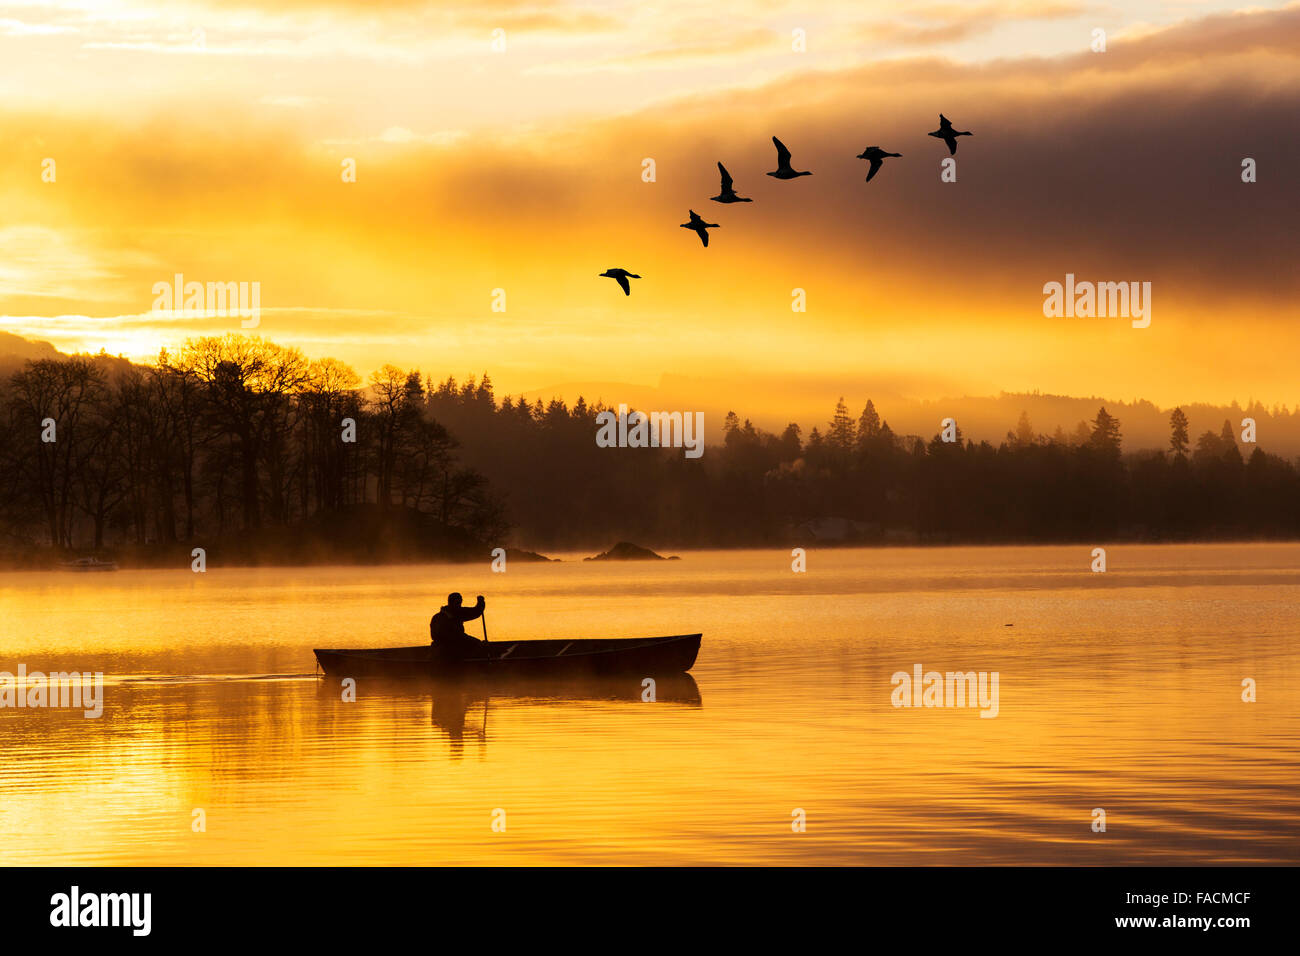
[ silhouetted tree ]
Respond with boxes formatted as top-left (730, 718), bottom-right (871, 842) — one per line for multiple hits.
top-left (1009, 411), bottom-right (1035, 447)
top-left (827, 397), bottom-right (855, 454)
top-left (1090, 407), bottom-right (1122, 459)
top-left (1169, 407), bottom-right (1190, 458)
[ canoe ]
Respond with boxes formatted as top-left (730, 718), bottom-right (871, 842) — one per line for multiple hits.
top-left (313, 633), bottom-right (701, 679)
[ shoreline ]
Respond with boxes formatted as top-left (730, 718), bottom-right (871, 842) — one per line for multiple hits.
top-left (4, 534), bottom-right (1300, 573)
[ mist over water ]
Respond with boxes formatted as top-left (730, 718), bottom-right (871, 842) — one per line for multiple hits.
top-left (1, 543), bottom-right (1297, 865)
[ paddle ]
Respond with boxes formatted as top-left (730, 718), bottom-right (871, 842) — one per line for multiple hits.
top-left (478, 605), bottom-right (492, 736)
top-left (480, 607), bottom-right (494, 664)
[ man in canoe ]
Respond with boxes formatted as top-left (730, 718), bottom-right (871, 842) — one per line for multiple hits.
top-left (430, 592), bottom-right (487, 659)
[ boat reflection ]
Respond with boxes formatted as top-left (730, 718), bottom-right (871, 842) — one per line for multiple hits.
top-left (317, 672), bottom-right (701, 758)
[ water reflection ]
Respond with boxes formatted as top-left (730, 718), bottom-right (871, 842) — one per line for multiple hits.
top-left (321, 674), bottom-right (702, 759)
top-left (2, 545), bottom-right (1298, 864)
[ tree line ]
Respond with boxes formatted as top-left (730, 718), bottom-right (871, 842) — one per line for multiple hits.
top-left (423, 378), bottom-right (1300, 548)
top-left (2, 336), bottom-right (1298, 562)
top-left (0, 336), bottom-right (504, 563)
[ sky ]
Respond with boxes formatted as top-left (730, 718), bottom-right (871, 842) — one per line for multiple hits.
top-left (0, 0), bottom-right (1297, 432)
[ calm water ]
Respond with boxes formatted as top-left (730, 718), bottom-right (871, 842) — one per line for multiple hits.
top-left (1, 544), bottom-right (1297, 865)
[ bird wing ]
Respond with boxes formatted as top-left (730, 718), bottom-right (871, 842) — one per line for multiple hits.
top-left (688, 210), bottom-right (702, 224)
top-left (938, 114), bottom-right (952, 130)
top-left (944, 134), bottom-right (957, 155)
top-left (717, 162), bottom-right (733, 191)
top-left (866, 158), bottom-right (882, 182)
top-left (772, 137), bottom-right (792, 165)
top-left (615, 274), bottom-right (631, 295)
top-left (700, 227), bottom-right (709, 248)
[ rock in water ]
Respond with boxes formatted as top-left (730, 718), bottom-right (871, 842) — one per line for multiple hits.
top-left (505, 548), bottom-right (558, 563)
top-left (584, 541), bottom-right (677, 561)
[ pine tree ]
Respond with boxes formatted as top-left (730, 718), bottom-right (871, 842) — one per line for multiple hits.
top-left (723, 411), bottom-right (741, 443)
top-left (1220, 419), bottom-right (1243, 465)
top-left (858, 400), bottom-right (881, 442)
top-left (1089, 407), bottom-right (1122, 457)
top-left (779, 423), bottom-right (802, 459)
top-left (1169, 407), bottom-right (1190, 458)
top-left (1011, 410), bottom-right (1034, 447)
top-left (828, 397), bottom-right (855, 452)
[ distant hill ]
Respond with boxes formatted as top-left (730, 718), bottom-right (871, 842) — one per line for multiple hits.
top-left (0, 331), bottom-right (61, 377)
top-left (512, 381), bottom-right (1300, 459)
top-left (0, 332), bottom-right (142, 381)
top-left (890, 393), bottom-right (1299, 460)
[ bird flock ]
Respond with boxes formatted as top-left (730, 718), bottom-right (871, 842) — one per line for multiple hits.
top-left (600, 114), bottom-right (974, 295)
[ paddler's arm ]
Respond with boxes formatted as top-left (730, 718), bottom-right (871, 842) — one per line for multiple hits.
top-left (457, 595), bottom-right (485, 623)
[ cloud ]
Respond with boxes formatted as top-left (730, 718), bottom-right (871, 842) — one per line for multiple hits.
top-left (0, 227), bottom-right (160, 304)
top-left (0, 17), bottom-right (78, 36)
top-left (450, 9), bottom-right (623, 33)
top-left (591, 27), bottom-right (781, 67)
top-left (373, 127), bottom-right (469, 146)
top-left (855, 1), bottom-right (1086, 47)
top-left (258, 94), bottom-right (324, 108)
top-left (1, 3), bottom-right (1297, 411)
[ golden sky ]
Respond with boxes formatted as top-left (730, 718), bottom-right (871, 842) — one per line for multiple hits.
top-left (0, 0), bottom-right (1297, 426)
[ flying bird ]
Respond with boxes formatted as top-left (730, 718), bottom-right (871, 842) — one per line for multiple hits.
top-left (928, 114), bottom-right (972, 155)
top-left (599, 268), bottom-right (640, 295)
top-left (766, 136), bottom-right (811, 179)
top-left (856, 146), bottom-right (901, 183)
top-left (679, 209), bottom-right (719, 247)
top-left (711, 162), bottom-right (752, 203)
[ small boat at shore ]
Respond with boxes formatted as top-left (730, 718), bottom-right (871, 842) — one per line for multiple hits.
top-left (314, 633), bottom-right (701, 679)
top-left (58, 557), bottom-right (119, 572)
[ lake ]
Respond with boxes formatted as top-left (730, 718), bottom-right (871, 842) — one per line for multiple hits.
top-left (1, 543), bottom-right (1297, 865)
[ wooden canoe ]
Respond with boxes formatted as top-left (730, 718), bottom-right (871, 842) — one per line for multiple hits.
top-left (313, 633), bottom-right (701, 679)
